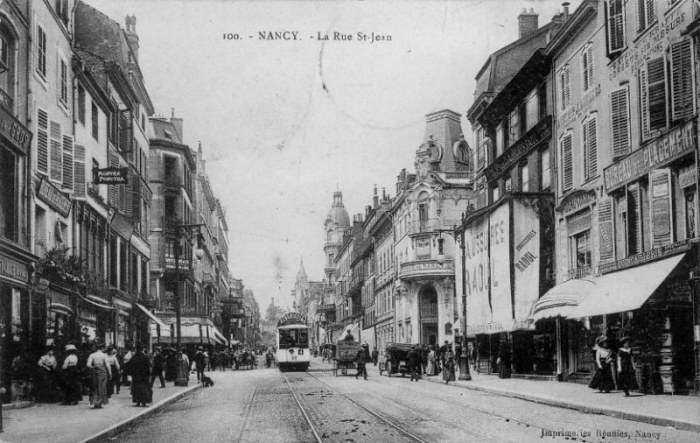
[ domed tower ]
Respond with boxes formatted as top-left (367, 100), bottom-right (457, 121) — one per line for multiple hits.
top-left (323, 191), bottom-right (350, 286)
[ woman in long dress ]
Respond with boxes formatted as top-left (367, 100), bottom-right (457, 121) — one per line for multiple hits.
top-left (617, 338), bottom-right (638, 396)
top-left (61, 344), bottom-right (82, 405)
top-left (588, 337), bottom-right (616, 392)
top-left (426, 346), bottom-right (436, 376)
top-left (442, 348), bottom-right (456, 384)
top-left (130, 345), bottom-right (152, 407)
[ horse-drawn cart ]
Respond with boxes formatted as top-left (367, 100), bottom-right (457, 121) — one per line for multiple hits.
top-left (333, 341), bottom-right (361, 376)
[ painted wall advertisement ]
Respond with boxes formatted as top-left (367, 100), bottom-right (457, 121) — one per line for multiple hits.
top-left (465, 203), bottom-right (511, 335)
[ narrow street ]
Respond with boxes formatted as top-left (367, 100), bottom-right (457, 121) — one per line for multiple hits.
top-left (100, 365), bottom-right (699, 443)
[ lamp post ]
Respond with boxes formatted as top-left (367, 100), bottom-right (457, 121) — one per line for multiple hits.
top-left (172, 222), bottom-right (204, 387)
top-left (436, 214), bottom-right (471, 381)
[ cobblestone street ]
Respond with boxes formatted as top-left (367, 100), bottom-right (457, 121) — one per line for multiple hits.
top-left (97, 365), bottom-right (700, 443)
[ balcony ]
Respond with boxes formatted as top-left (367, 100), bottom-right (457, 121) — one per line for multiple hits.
top-left (164, 175), bottom-right (182, 192)
top-left (567, 265), bottom-right (592, 281)
top-left (398, 259), bottom-right (454, 281)
top-left (317, 303), bottom-right (336, 313)
top-left (420, 302), bottom-right (438, 318)
top-left (407, 218), bottom-right (441, 235)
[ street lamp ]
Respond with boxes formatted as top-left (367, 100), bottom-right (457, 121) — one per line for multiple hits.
top-left (436, 214), bottom-right (472, 381)
top-left (172, 222), bottom-right (204, 387)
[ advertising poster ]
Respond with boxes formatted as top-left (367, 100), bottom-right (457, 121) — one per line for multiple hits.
top-left (513, 200), bottom-right (540, 328)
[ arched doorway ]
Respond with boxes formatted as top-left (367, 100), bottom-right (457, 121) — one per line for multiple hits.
top-left (419, 285), bottom-right (438, 345)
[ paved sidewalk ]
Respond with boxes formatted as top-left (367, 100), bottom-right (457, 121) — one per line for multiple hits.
top-left (0, 381), bottom-right (202, 443)
top-left (419, 368), bottom-right (700, 432)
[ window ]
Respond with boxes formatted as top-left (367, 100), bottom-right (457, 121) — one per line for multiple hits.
top-left (582, 114), bottom-right (597, 180)
top-left (0, 23), bottom-right (16, 110)
top-left (615, 192), bottom-right (628, 259)
top-left (36, 25), bottom-right (46, 78)
top-left (581, 44), bottom-right (594, 92)
top-left (418, 192), bottom-right (429, 231)
top-left (670, 39), bottom-right (694, 122)
top-left (610, 86), bottom-right (630, 158)
top-left (636, 0), bottom-right (655, 33)
top-left (0, 146), bottom-right (17, 240)
top-left (520, 162), bottom-right (530, 192)
top-left (518, 102), bottom-right (527, 136)
top-left (573, 230), bottom-right (591, 271)
top-left (538, 83), bottom-right (547, 120)
top-left (91, 103), bottom-right (99, 140)
top-left (526, 90), bottom-right (539, 130)
top-left (491, 184), bottom-right (500, 202)
top-left (685, 190), bottom-right (697, 239)
top-left (504, 176), bottom-right (512, 192)
top-left (78, 85), bottom-right (86, 125)
top-left (58, 56), bottom-right (68, 106)
top-left (49, 121), bottom-right (62, 183)
top-left (540, 148), bottom-right (551, 190)
top-left (607, 0), bottom-right (626, 55)
top-left (495, 123), bottom-right (504, 157)
top-left (559, 65), bottom-right (571, 111)
top-left (560, 132), bottom-right (573, 191)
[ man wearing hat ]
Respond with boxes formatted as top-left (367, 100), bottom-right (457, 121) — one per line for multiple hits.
top-left (193, 346), bottom-right (206, 381)
top-left (87, 341), bottom-right (112, 408)
top-left (151, 347), bottom-right (166, 388)
top-left (61, 344), bottom-right (81, 405)
top-left (355, 343), bottom-right (368, 380)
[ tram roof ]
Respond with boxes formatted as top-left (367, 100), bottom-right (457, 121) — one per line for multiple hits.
top-left (277, 324), bottom-right (309, 330)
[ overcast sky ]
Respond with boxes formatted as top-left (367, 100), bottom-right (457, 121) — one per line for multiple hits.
top-left (85, 0), bottom-right (578, 312)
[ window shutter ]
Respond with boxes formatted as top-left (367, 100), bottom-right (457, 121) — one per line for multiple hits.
top-left (561, 133), bottom-right (573, 191)
top-left (647, 57), bottom-right (667, 133)
top-left (109, 152), bottom-right (119, 207)
top-left (124, 168), bottom-right (133, 218)
top-left (639, 66), bottom-right (650, 140)
top-left (49, 121), bottom-right (62, 182)
top-left (73, 144), bottom-right (86, 198)
top-left (670, 39), bottom-right (694, 122)
top-left (587, 116), bottom-right (598, 178)
top-left (607, 0), bottom-right (625, 55)
top-left (598, 198), bottom-right (614, 262)
top-left (37, 109), bottom-right (49, 174)
top-left (627, 185), bottom-right (642, 254)
top-left (611, 87), bottom-right (630, 158)
top-left (650, 168), bottom-right (672, 248)
top-left (61, 134), bottom-right (73, 191)
top-left (560, 67), bottom-right (571, 111)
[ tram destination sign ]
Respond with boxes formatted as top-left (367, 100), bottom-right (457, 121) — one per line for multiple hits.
top-left (277, 312), bottom-right (307, 327)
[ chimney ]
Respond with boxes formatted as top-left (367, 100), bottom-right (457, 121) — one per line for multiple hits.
top-left (518, 8), bottom-right (539, 39)
top-left (373, 185), bottom-right (379, 208)
top-left (382, 187), bottom-right (386, 200)
top-left (170, 108), bottom-right (183, 141)
top-left (562, 2), bottom-right (570, 21)
top-left (124, 15), bottom-right (140, 61)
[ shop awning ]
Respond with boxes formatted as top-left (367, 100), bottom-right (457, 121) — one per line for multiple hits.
top-left (531, 278), bottom-right (598, 321)
top-left (574, 253), bottom-right (686, 318)
top-left (49, 302), bottom-right (74, 315)
top-left (80, 295), bottom-right (116, 311)
top-left (212, 327), bottom-right (227, 345)
top-left (152, 324), bottom-right (212, 344)
top-left (135, 303), bottom-right (168, 329)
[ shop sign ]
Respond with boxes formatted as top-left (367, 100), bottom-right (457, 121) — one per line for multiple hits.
top-left (277, 312), bottom-right (307, 327)
top-left (556, 189), bottom-right (596, 215)
top-left (484, 116), bottom-right (552, 182)
top-left (93, 167), bottom-right (128, 185)
top-left (604, 121), bottom-right (695, 192)
top-left (0, 106), bottom-right (32, 154)
top-left (679, 166), bottom-right (696, 189)
top-left (0, 253), bottom-right (29, 285)
top-left (513, 200), bottom-right (541, 325)
top-left (557, 84), bottom-right (601, 129)
top-left (599, 239), bottom-right (691, 274)
top-left (608, 2), bottom-right (690, 81)
top-left (37, 179), bottom-right (72, 217)
top-left (650, 280), bottom-right (692, 306)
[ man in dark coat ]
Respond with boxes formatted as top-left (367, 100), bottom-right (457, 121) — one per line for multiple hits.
top-left (150, 347), bottom-right (166, 388)
top-left (407, 345), bottom-right (422, 382)
top-left (130, 345), bottom-right (152, 407)
top-left (193, 347), bottom-right (206, 380)
top-left (371, 347), bottom-right (379, 366)
top-left (420, 345), bottom-right (429, 375)
top-left (355, 344), bottom-right (368, 380)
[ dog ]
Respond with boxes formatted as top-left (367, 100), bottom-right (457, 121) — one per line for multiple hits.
top-left (201, 375), bottom-right (214, 387)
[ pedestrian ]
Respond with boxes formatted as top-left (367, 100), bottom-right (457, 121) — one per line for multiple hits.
top-left (497, 341), bottom-right (511, 379)
top-left (371, 347), bottom-right (379, 366)
top-left (36, 347), bottom-right (58, 402)
top-left (355, 343), bottom-right (368, 380)
top-left (115, 348), bottom-right (125, 393)
top-left (407, 345), bottom-right (422, 382)
top-left (589, 336), bottom-right (615, 393)
top-left (122, 346), bottom-right (133, 387)
top-left (180, 347), bottom-right (190, 381)
top-left (617, 337), bottom-right (638, 396)
top-left (443, 348), bottom-right (456, 384)
top-left (193, 346), bottom-right (206, 380)
top-left (106, 347), bottom-right (121, 397)
top-left (151, 347), bottom-right (166, 388)
top-left (426, 345), bottom-right (436, 376)
top-left (60, 344), bottom-right (82, 405)
top-left (130, 345), bottom-right (152, 407)
top-left (265, 349), bottom-right (274, 368)
top-left (421, 345), bottom-right (429, 375)
top-left (87, 341), bottom-right (111, 409)
top-left (468, 342), bottom-right (477, 371)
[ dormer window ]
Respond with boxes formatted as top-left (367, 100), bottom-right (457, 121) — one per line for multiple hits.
top-left (164, 130), bottom-right (172, 140)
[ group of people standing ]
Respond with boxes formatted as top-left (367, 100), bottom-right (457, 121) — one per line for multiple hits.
top-left (588, 335), bottom-right (638, 396)
top-left (408, 342), bottom-right (457, 384)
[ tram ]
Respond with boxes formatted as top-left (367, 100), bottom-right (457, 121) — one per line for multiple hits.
top-left (275, 312), bottom-right (310, 372)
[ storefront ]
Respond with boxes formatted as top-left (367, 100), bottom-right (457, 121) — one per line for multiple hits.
top-left (463, 195), bottom-right (555, 376)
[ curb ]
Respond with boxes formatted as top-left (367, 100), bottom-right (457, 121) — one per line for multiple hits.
top-left (78, 383), bottom-right (203, 443)
top-left (423, 376), bottom-right (700, 433)
top-left (1, 401), bottom-right (33, 411)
